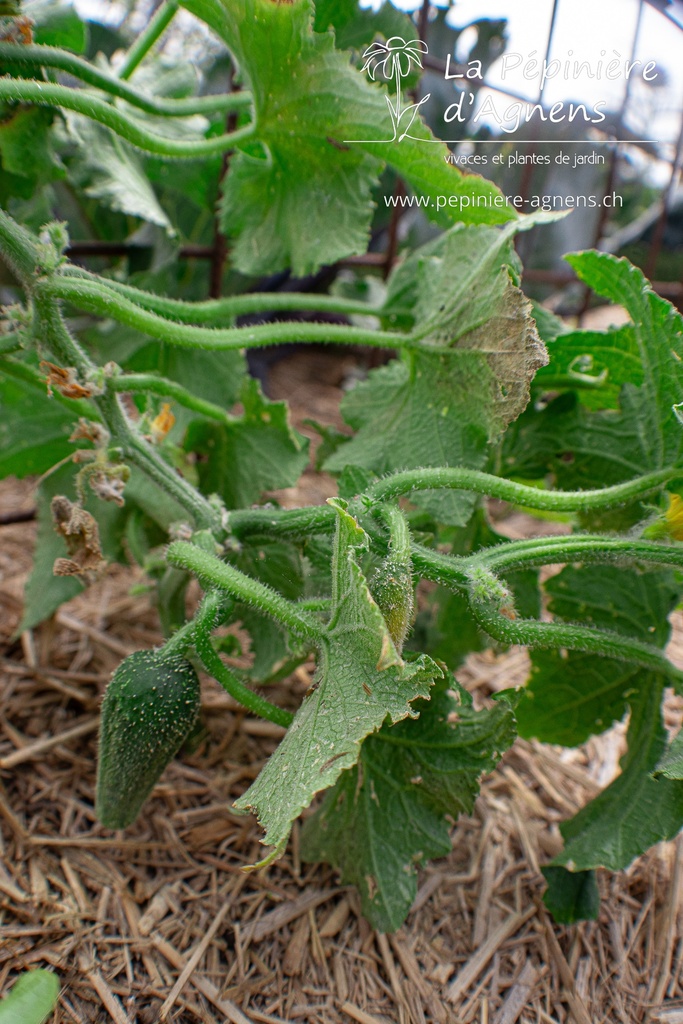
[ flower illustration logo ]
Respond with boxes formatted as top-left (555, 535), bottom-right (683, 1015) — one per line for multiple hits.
top-left (360, 36), bottom-right (430, 143)
top-left (361, 36), bottom-right (428, 81)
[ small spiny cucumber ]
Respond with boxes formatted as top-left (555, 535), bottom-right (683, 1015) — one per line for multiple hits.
top-left (371, 554), bottom-right (414, 653)
top-left (96, 649), bottom-right (200, 829)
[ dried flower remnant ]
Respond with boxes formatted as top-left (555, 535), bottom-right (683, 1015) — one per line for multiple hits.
top-left (50, 496), bottom-right (106, 581)
top-left (71, 452), bottom-right (129, 507)
top-left (69, 418), bottom-right (110, 448)
top-left (0, 13), bottom-right (33, 44)
top-left (67, 419), bottom-right (129, 506)
top-left (86, 467), bottom-right (128, 506)
top-left (40, 360), bottom-right (100, 400)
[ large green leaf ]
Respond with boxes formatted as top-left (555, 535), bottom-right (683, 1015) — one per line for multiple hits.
top-left (0, 372), bottom-right (79, 478)
top-left (234, 539), bottom-right (308, 683)
top-left (233, 500), bottom-right (443, 859)
top-left (180, 0), bottom-right (513, 275)
top-left (27, 0), bottom-right (87, 52)
top-left (326, 353), bottom-right (489, 525)
top-left (0, 105), bottom-right (64, 203)
top-left (521, 653), bottom-right (648, 748)
top-left (301, 685), bottom-right (515, 932)
top-left (655, 730), bottom-right (683, 780)
top-left (314, 0), bottom-right (417, 53)
top-left (535, 325), bottom-right (641, 411)
top-left (63, 115), bottom-right (176, 234)
top-left (554, 682), bottom-right (683, 872)
top-left (186, 377), bottom-right (309, 509)
top-left (505, 253), bottom-right (683, 491)
top-left (515, 564), bottom-right (679, 746)
top-left (567, 251), bottom-right (683, 470)
top-left (541, 867), bottom-right (599, 925)
top-left (126, 344), bottom-right (246, 412)
top-left (516, 562), bottom-right (683, 890)
top-left (502, 391), bottom-right (650, 493)
top-left (326, 222), bottom-right (547, 524)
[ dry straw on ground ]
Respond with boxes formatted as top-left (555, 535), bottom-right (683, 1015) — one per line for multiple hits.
top-left (1, 352), bottom-right (683, 1023)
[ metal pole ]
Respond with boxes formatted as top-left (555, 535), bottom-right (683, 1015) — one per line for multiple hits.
top-left (645, 103), bottom-right (683, 279)
top-left (578, 0), bottom-right (646, 321)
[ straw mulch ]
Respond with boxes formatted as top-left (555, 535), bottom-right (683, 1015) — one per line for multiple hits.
top-left (1, 352), bottom-right (683, 1023)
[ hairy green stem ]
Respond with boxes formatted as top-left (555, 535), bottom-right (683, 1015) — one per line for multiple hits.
top-left (195, 630), bottom-right (293, 728)
top-left (297, 597), bottom-right (333, 613)
top-left (469, 589), bottom-right (683, 688)
top-left (228, 505), bottom-right (337, 541)
top-left (222, 498), bottom-right (683, 592)
top-left (0, 43), bottom-right (251, 116)
top-left (41, 277), bottom-right (404, 351)
top-left (0, 79), bottom-right (254, 157)
top-left (227, 501), bottom-right (683, 584)
top-left (167, 541), bottom-right (322, 644)
top-left (61, 266), bottom-right (381, 322)
top-left (378, 502), bottom-right (411, 564)
top-left (31, 289), bottom-right (95, 376)
top-left (0, 208), bottom-right (40, 288)
top-left (0, 334), bottom-right (25, 355)
top-left (472, 534), bottom-right (683, 574)
top-left (0, 207), bottom-right (222, 533)
top-left (108, 372), bottom-right (232, 424)
top-left (161, 589), bottom-right (293, 724)
top-left (411, 544), bottom-right (471, 589)
top-left (161, 587), bottom-right (229, 658)
top-left (116, 0), bottom-right (179, 80)
top-left (411, 533), bottom-right (683, 593)
top-left (31, 291), bottom-right (221, 531)
top-left (368, 467), bottom-right (678, 512)
top-left (535, 372), bottom-right (606, 392)
top-left (102, 391), bottom-right (221, 530)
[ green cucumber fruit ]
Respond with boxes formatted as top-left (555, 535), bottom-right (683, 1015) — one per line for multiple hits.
top-left (96, 649), bottom-right (200, 829)
top-left (371, 554), bottom-right (414, 654)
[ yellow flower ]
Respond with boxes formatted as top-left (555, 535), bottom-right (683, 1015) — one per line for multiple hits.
top-left (665, 494), bottom-right (683, 540)
top-left (150, 403), bottom-right (175, 444)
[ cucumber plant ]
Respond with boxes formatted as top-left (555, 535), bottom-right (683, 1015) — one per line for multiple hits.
top-left (2, 0), bottom-right (683, 932)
